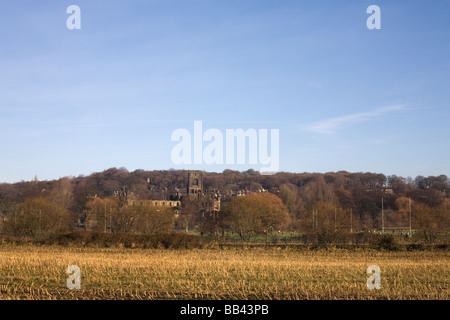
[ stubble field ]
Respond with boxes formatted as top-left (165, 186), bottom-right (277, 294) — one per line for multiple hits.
top-left (0, 244), bottom-right (448, 300)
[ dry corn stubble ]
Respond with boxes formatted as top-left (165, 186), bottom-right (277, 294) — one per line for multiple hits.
top-left (0, 244), bottom-right (448, 300)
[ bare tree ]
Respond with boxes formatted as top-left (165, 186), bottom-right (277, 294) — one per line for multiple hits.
top-left (279, 183), bottom-right (304, 221)
top-left (129, 201), bottom-right (174, 234)
top-left (222, 193), bottom-right (290, 241)
top-left (83, 197), bottom-right (118, 232)
top-left (413, 202), bottom-right (447, 243)
top-left (4, 198), bottom-right (73, 237)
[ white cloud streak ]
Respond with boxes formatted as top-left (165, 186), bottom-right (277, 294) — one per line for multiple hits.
top-left (299, 105), bottom-right (405, 134)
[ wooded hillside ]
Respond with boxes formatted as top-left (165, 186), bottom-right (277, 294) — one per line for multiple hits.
top-left (0, 168), bottom-right (449, 239)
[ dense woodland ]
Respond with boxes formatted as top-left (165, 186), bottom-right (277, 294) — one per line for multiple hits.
top-left (0, 168), bottom-right (449, 243)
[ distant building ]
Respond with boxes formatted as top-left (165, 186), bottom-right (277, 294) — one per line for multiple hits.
top-left (187, 171), bottom-right (203, 200)
top-left (149, 171), bottom-right (221, 213)
top-left (233, 188), bottom-right (267, 197)
top-left (382, 185), bottom-right (394, 194)
top-left (152, 200), bottom-right (181, 208)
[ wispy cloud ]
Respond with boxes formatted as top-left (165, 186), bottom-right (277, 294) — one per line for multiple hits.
top-left (299, 105), bottom-right (405, 134)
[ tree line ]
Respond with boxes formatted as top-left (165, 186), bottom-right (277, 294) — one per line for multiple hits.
top-left (0, 168), bottom-right (449, 242)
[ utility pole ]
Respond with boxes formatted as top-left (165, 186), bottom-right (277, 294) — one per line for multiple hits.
top-left (315, 210), bottom-right (317, 230)
top-left (350, 208), bottom-right (353, 233)
top-left (381, 197), bottom-right (384, 233)
top-left (312, 210), bottom-right (316, 230)
top-left (409, 197), bottom-right (412, 236)
top-left (334, 208), bottom-right (337, 231)
top-left (39, 209), bottom-right (42, 237)
top-left (104, 202), bottom-right (107, 233)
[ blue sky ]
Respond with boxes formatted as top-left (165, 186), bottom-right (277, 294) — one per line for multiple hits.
top-left (1, 0), bottom-right (449, 182)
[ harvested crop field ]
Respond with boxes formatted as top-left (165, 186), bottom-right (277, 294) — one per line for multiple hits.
top-left (0, 244), bottom-right (448, 300)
